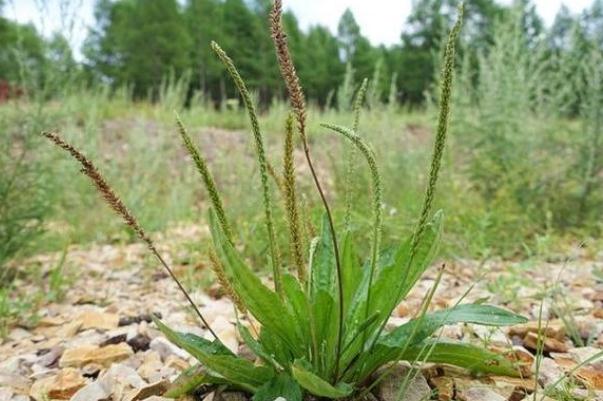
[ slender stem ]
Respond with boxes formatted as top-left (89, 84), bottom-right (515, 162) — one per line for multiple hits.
top-left (211, 41), bottom-right (283, 296)
top-left (42, 131), bottom-right (220, 341)
top-left (344, 79), bottom-right (369, 229)
top-left (149, 245), bottom-right (220, 340)
top-left (270, 0), bottom-right (345, 381)
top-left (322, 123), bottom-right (382, 356)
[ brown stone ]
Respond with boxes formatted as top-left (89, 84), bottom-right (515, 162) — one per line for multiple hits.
top-left (47, 369), bottom-right (87, 399)
top-left (375, 365), bottom-right (431, 401)
top-left (429, 376), bottom-right (454, 401)
top-left (56, 320), bottom-right (83, 338)
top-left (59, 343), bottom-right (133, 368)
top-left (396, 302), bottom-right (411, 317)
top-left (509, 321), bottom-right (566, 341)
top-left (522, 332), bottom-right (568, 353)
top-left (124, 380), bottom-right (170, 401)
top-left (77, 311), bottom-right (119, 331)
top-left (30, 369), bottom-right (86, 401)
top-left (575, 366), bottom-right (603, 390)
top-left (491, 376), bottom-right (536, 392)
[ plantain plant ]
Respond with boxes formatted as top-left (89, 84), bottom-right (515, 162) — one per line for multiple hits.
top-left (44, 1), bottom-right (527, 399)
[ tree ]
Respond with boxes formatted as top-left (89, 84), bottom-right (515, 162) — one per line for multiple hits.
top-left (549, 5), bottom-right (576, 50)
top-left (583, 0), bottom-right (603, 48)
top-left (337, 8), bottom-right (361, 62)
top-left (0, 16), bottom-right (46, 87)
top-left (395, 0), bottom-right (504, 104)
top-left (84, 0), bottom-right (192, 98)
top-left (301, 26), bottom-right (343, 104)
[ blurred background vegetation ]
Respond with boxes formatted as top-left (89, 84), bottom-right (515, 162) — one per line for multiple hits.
top-left (1, 0), bottom-right (603, 286)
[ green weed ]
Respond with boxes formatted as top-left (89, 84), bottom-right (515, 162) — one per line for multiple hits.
top-left (43, 2), bottom-right (529, 398)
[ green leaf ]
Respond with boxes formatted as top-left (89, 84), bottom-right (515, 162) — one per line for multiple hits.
top-left (259, 327), bottom-right (294, 369)
top-left (291, 360), bottom-right (353, 398)
top-left (401, 340), bottom-right (523, 377)
top-left (164, 364), bottom-right (226, 398)
top-left (310, 215), bottom-right (337, 299)
top-left (381, 304), bottom-right (527, 348)
top-left (253, 374), bottom-right (303, 401)
top-left (209, 209), bottom-right (303, 356)
top-left (282, 274), bottom-right (311, 344)
top-left (397, 210), bottom-right (444, 298)
top-left (237, 323), bottom-right (282, 370)
top-left (353, 304), bottom-right (526, 381)
top-left (308, 216), bottom-right (340, 375)
top-left (345, 212), bottom-right (443, 355)
top-left (341, 231), bottom-right (361, 315)
top-left (154, 318), bottom-right (274, 391)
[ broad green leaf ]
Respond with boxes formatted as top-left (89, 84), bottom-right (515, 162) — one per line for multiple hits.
top-left (282, 273), bottom-right (311, 344)
top-left (310, 215), bottom-right (337, 298)
top-left (259, 326), bottom-right (294, 369)
top-left (291, 360), bottom-right (353, 398)
top-left (352, 304), bottom-right (526, 381)
top-left (341, 231), bottom-right (361, 315)
top-left (253, 374), bottom-right (303, 401)
top-left (209, 210), bottom-right (302, 356)
top-left (164, 364), bottom-right (226, 398)
top-left (381, 304), bottom-right (527, 348)
top-left (309, 216), bottom-right (340, 375)
top-left (398, 211), bottom-right (444, 298)
top-left (401, 340), bottom-right (522, 377)
top-left (345, 212), bottom-right (442, 353)
top-left (154, 318), bottom-right (274, 391)
top-left (237, 323), bottom-right (282, 370)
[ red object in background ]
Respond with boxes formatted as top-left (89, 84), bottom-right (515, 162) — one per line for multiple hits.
top-left (0, 80), bottom-right (24, 102)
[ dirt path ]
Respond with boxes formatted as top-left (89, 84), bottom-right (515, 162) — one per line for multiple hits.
top-left (1, 228), bottom-right (603, 401)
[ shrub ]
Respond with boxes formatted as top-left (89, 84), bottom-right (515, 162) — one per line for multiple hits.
top-left (44, 1), bottom-right (526, 398)
top-left (0, 120), bottom-right (51, 285)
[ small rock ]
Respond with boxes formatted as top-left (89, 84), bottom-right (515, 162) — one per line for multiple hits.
top-left (82, 363), bottom-right (103, 378)
top-left (47, 368), bottom-right (86, 399)
top-left (72, 363), bottom-right (147, 401)
top-left (119, 313), bottom-right (162, 327)
top-left (570, 347), bottom-right (603, 368)
top-left (150, 337), bottom-right (190, 360)
top-left (100, 333), bottom-right (127, 347)
top-left (56, 320), bottom-right (83, 338)
top-left (38, 316), bottom-right (64, 327)
top-left (509, 321), bottom-right (566, 341)
top-left (30, 369), bottom-right (86, 401)
top-left (0, 388), bottom-right (13, 401)
top-left (375, 365), bottom-right (431, 401)
top-left (429, 376), bottom-right (454, 401)
top-left (124, 379), bottom-right (169, 401)
top-left (212, 316), bottom-right (238, 354)
top-left (165, 355), bottom-right (189, 371)
top-left (77, 311), bottom-right (119, 331)
top-left (575, 365), bottom-right (603, 390)
top-left (457, 387), bottom-right (506, 401)
top-left (536, 358), bottom-right (564, 388)
top-left (128, 333), bottom-right (151, 352)
top-left (70, 380), bottom-right (111, 401)
top-left (36, 346), bottom-right (64, 367)
top-left (0, 372), bottom-right (31, 394)
top-left (59, 343), bottom-right (133, 368)
top-left (8, 328), bottom-right (31, 341)
top-left (523, 332), bottom-right (568, 353)
top-left (396, 302), bottom-right (411, 317)
top-left (138, 351), bottom-right (163, 382)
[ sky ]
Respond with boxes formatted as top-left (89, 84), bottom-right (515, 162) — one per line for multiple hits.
top-left (2, 0), bottom-right (596, 60)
